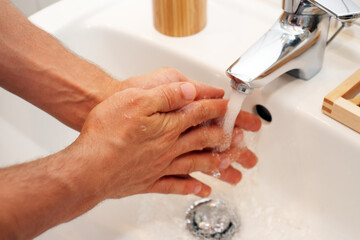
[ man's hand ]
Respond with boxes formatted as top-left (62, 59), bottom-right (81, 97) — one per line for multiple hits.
top-left (120, 67), bottom-right (225, 100)
top-left (0, 81), bottom-right (258, 239)
top-left (0, 0), bottom-right (257, 139)
top-left (72, 82), bottom-right (253, 199)
top-left (115, 68), bottom-right (261, 186)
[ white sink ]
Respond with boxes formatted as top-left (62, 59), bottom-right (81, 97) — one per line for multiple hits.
top-left (1, 0), bottom-right (360, 239)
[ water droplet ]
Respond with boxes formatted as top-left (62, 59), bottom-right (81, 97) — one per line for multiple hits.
top-left (211, 170), bottom-right (221, 178)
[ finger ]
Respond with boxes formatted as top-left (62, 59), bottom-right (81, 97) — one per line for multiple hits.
top-left (188, 81), bottom-right (225, 100)
top-left (146, 82), bottom-right (198, 114)
top-left (203, 148), bottom-right (257, 184)
top-left (147, 176), bottom-right (211, 197)
top-left (166, 152), bottom-right (231, 175)
top-left (148, 67), bottom-right (225, 99)
top-left (175, 125), bottom-right (243, 156)
top-left (235, 110), bottom-right (262, 132)
top-left (226, 147), bottom-right (258, 169)
top-left (230, 128), bottom-right (244, 147)
top-left (175, 99), bottom-right (228, 133)
top-left (175, 125), bottom-right (226, 154)
top-left (215, 165), bottom-right (243, 185)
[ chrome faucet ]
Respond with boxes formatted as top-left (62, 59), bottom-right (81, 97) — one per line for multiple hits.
top-left (226, 0), bottom-right (360, 94)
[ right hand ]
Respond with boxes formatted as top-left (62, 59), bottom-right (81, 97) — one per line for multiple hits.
top-left (69, 82), bottom-right (249, 200)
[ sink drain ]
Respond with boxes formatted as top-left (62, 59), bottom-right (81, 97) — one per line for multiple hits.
top-left (185, 198), bottom-right (239, 240)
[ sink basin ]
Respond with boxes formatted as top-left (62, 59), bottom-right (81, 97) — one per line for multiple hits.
top-left (1, 0), bottom-right (360, 239)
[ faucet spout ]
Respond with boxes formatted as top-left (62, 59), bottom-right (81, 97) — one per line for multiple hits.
top-left (227, 11), bottom-right (330, 91)
top-left (227, 0), bottom-right (360, 93)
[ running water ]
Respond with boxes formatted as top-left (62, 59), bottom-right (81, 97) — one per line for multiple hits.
top-left (210, 89), bottom-right (247, 177)
top-left (219, 89), bottom-right (247, 152)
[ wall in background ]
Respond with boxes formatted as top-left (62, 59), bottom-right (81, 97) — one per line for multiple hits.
top-left (10, 0), bottom-right (59, 17)
top-left (10, 0), bottom-right (357, 24)
top-left (11, 0), bottom-right (281, 17)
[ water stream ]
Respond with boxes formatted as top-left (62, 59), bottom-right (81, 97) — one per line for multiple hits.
top-left (219, 89), bottom-right (247, 152)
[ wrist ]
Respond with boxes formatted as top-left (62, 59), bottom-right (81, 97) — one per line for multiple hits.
top-left (101, 77), bottom-right (125, 100)
top-left (0, 145), bottom-right (105, 239)
top-left (59, 143), bottom-right (107, 205)
top-left (48, 61), bottom-right (124, 131)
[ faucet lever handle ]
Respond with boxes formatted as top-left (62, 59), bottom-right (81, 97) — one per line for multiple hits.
top-left (309, 0), bottom-right (360, 22)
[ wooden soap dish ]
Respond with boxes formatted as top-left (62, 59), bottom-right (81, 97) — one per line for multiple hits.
top-left (322, 69), bottom-right (360, 133)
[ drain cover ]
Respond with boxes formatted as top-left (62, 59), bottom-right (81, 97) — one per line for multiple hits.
top-left (185, 198), bottom-right (239, 240)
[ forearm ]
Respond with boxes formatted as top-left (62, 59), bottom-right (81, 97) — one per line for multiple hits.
top-left (0, 146), bottom-right (103, 239)
top-left (0, 0), bottom-right (123, 131)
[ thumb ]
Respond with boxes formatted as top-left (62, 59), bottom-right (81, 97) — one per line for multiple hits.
top-left (148, 82), bottom-right (197, 113)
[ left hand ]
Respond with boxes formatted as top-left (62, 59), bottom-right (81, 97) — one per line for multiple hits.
top-left (119, 67), bottom-right (225, 100)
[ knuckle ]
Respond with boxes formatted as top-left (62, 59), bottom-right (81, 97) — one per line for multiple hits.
top-left (164, 181), bottom-right (176, 194)
top-left (197, 126), bottom-right (216, 149)
top-left (161, 67), bottom-right (183, 79)
top-left (160, 66), bottom-right (176, 73)
top-left (122, 88), bottom-right (138, 98)
top-left (122, 88), bottom-right (145, 105)
top-left (184, 158), bottom-right (196, 174)
top-left (199, 135), bottom-right (209, 150)
top-left (157, 115), bottom-right (176, 134)
top-left (210, 155), bottom-right (222, 171)
top-left (158, 87), bottom-right (171, 110)
top-left (160, 67), bottom-right (187, 84)
top-left (190, 130), bottom-right (207, 151)
top-left (158, 85), bottom-right (177, 109)
top-left (149, 115), bottom-right (180, 144)
top-left (196, 103), bottom-right (210, 122)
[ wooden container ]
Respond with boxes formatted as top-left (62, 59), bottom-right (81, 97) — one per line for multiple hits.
top-left (153, 0), bottom-right (207, 37)
top-left (322, 69), bottom-right (360, 133)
